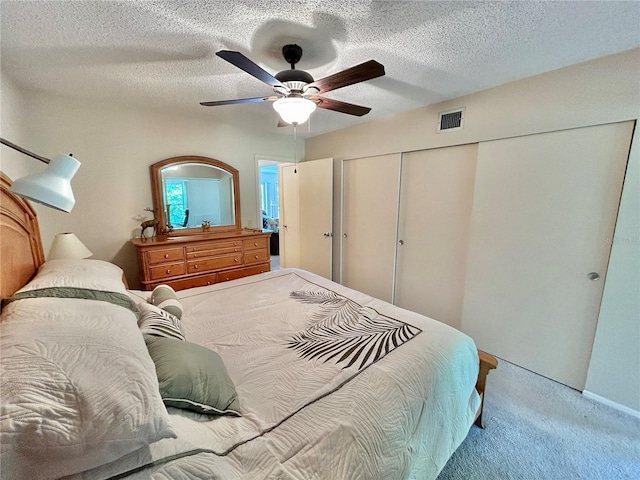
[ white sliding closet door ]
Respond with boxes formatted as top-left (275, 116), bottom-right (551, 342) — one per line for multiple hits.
top-left (462, 121), bottom-right (634, 390)
top-left (341, 154), bottom-right (400, 302)
top-left (395, 144), bottom-right (478, 329)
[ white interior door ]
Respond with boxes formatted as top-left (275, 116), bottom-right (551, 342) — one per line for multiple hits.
top-left (279, 164), bottom-right (299, 268)
top-left (341, 154), bottom-right (401, 302)
top-left (395, 144), bottom-right (478, 329)
top-left (461, 121), bottom-right (634, 390)
top-left (298, 158), bottom-right (333, 279)
top-left (280, 158), bottom-right (333, 278)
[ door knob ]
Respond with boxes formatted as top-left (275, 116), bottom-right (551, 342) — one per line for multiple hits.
top-left (323, 232), bottom-right (330, 237)
top-left (343, 233), bottom-right (348, 238)
top-left (399, 239), bottom-right (404, 245)
top-left (587, 272), bottom-right (600, 281)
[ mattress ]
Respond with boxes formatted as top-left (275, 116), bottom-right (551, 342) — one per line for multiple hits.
top-left (67, 268), bottom-right (480, 480)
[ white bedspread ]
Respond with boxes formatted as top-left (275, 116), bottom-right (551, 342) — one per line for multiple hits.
top-left (70, 268), bottom-right (480, 480)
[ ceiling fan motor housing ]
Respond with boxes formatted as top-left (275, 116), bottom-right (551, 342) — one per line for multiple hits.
top-left (275, 44), bottom-right (314, 92)
top-left (275, 69), bottom-right (314, 85)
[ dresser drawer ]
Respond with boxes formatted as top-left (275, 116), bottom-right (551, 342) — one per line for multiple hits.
top-left (186, 241), bottom-right (242, 254)
top-left (243, 237), bottom-right (268, 251)
top-left (162, 273), bottom-right (218, 291)
top-left (187, 254), bottom-right (242, 274)
top-left (149, 262), bottom-right (185, 281)
top-left (244, 249), bottom-right (270, 265)
top-left (148, 247), bottom-right (184, 265)
top-left (186, 245), bottom-right (241, 259)
top-left (219, 264), bottom-right (270, 282)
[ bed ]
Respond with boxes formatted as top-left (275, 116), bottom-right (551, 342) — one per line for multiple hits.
top-left (0, 172), bottom-right (496, 480)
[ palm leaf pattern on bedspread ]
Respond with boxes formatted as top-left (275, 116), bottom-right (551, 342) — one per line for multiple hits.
top-left (287, 290), bottom-right (421, 371)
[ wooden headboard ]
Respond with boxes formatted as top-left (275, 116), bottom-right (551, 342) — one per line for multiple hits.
top-left (0, 172), bottom-right (45, 300)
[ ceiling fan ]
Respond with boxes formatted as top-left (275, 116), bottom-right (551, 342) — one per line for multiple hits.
top-left (200, 44), bottom-right (385, 126)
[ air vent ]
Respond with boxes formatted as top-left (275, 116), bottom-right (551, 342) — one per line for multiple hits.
top-left (437, 107), bottom-right (465, 132)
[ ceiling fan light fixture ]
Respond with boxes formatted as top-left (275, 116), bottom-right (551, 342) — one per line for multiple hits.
top-left (273, 97), bottom-right (317, 125)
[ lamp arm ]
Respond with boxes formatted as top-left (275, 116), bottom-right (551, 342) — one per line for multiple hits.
top-left (0, 138), bottom-right (51, 164)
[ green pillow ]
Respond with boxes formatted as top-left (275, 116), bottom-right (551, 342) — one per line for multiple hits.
top-left (144, 336), bottom-right (240, 416)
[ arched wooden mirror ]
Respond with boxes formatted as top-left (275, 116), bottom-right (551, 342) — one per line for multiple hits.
top-left (150, 156), bottom-right (241, 236)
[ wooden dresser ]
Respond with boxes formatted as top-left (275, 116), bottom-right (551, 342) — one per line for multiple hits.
top-left (131, 230), bottom-right (271, 291)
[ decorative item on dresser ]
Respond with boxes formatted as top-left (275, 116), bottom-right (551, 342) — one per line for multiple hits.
top-left (132, 231), bottom-right (271, 291)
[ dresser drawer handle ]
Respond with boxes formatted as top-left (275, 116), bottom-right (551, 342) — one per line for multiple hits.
top-left (166, 269), bottom-right (171, 274)
top-left (254, 242), bottom-right (258, 247)
top-left (164, 253), bottom-right (169, 259)
top-left (206, 281), bottom-right (211, 285)
top-left (234, 258), bottom-right (239, 262)
top-left (194, 264), bottom-right (198, 269)
top-left (234, 248), bottom-right (238, 252)
top-left (255, 255), bottom-right (259, 259)
top-left (225, 277), bottom-right (230, 281)
top-left (193, 254), bottom-right (197, 258)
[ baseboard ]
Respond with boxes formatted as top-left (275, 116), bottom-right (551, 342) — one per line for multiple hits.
top-left (582, 390), bottom-right (640, 419)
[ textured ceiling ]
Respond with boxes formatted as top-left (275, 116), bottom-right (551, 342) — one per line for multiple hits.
top-left (1, 1), bottom-right (639, 138)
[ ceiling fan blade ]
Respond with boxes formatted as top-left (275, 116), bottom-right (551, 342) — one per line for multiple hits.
top-left (312, 96), bottom-right (372, 116)
top-left (216, 50), bottom-right (286, 89)
top-left (200, 96), bottom-right (277, 107)
top-left (308, 60), bottom-right (385, 94)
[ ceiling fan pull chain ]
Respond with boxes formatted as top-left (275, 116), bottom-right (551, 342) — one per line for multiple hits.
top-left (293, 123), bottom-right (298, 174)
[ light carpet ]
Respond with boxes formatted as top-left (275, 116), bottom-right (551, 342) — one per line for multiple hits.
top-left (437, 358), bottom-right (640, 479)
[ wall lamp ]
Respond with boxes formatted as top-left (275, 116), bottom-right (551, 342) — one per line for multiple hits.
top-left (0, 138), bottom-right (80, 213)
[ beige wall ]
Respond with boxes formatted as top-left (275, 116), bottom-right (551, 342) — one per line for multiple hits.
top-left (1, 82), bottom-right (302, 288)
top-left (306, 48), bottom-right (640, 412)
top-left (306, 49), bottom-right (639, 161)
top-left (0, 74), bottom-right (30, 180)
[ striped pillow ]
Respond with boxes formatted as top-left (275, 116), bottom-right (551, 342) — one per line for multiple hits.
top-left (151, 284), bottom-right (183, 319)
top-left (137, 303), bottom-right (185, 341)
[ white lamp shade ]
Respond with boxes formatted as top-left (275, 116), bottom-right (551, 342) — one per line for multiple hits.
top-left (48, 232), bottom-right (92, 260)
top-left (10, 154), bottom-right (80, 213)
top-left (273, 97), bottom-right (317, 125)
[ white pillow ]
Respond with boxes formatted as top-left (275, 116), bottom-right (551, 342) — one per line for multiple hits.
top-left (17, 258), bottom-right (128, 293)
top-left (0, 267), bottom-right (176, 479)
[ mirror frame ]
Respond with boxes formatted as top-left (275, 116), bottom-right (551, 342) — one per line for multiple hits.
top-left (150, 155), bottom-right (242, 236)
